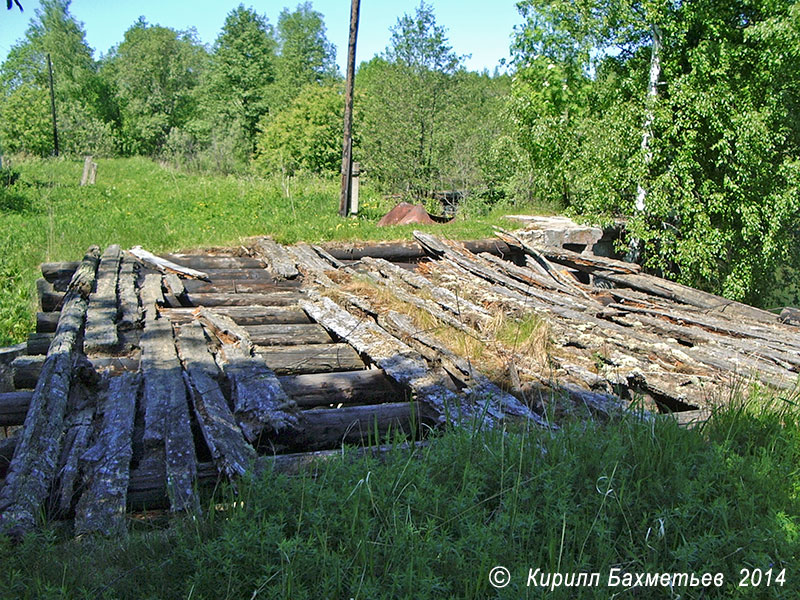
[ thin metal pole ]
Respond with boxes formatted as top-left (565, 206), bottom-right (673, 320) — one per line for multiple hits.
top-left (338, 0), bottom-right (360, 217)
top-left (46, 53), bottom-right (59, 157)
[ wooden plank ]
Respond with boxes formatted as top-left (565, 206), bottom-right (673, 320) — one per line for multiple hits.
top-left (0, 391), bottom-right (31, 426)
top-left (162, 273), bottom-right (186, 308)
top-left (279, 370), bottom-right (400, 408)
top-left (36, 311), bottom-right (60, 333)
top-left (780, 307), bottom-right (800, 326)
top-left (254, 238), bottom-right (299, 279)
top-left (0, 245), bottom-right (100, 536)
top-left (319, 238), bottom-right (516, 262)
top-left (245, 323), bottom-right (332, 346)
top-left (26, 332), bottom-right (53, 355)
top-left (85, 245), bottom-right (122, 353)
top-left (197, 310), bottom-right (300, 443)
top-left (12, 355), bottom-right (139, 390)
top-left (162, 305), bottom-right (311, 325)
top-left (300, 294), bottom-right (510, 427)
top-left (74, 372), bottom-right (140, 537)
top-left (184, 291), bottom-right (302, 307)
top-left (118, 255), bottom-right (142, 330)
top-left (257, 344), bottom-right (365, 375)
top-left (0, 433), bottom-right (19, 479)
top-left (161, 254), bottom-right (264, 270)
top-left (181, 279), bottom-right (302, 294)
top-left (176, 322), bottom-right (257, 478)
top-left (129, 246), bottom-right (210, 281)
top-left (667, 408), bottom-right (711, 429)
top-left (139, 276), bottom-right (198, 513)
top-left (37, 278), bottom-right (62, 312)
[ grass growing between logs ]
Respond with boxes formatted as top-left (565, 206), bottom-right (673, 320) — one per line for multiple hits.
top-left (1, 392), bottom-right (799, 599)
top-left (0, 157), bottom-right (530, 345)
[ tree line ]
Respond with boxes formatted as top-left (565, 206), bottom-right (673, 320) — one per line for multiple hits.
top-left (1, 0), bottom-right (799, 307)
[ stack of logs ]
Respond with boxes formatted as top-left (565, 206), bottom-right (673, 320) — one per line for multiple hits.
top-left (1, 230), bottom-right (798, 536)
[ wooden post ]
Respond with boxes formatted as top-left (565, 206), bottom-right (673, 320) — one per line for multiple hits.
top-left (338, 0), bottom-right (360, 217)
top-left (80, 156), bottom-right (92, 185)
top-left (46, 53), bottom-right (59, 157)
top-left (351, 161), bottom-right (360, 215)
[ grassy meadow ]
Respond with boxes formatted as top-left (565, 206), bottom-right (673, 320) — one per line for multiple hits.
top-left (1, 395), bottom-right (799, 599)
top-left (0, 156), bottom-right (528, 345)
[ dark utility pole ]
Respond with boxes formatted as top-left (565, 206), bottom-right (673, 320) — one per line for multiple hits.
top-left (338, 0), bottom-right (360, 217)
top-left (46, 53), bottom-right (59, 157)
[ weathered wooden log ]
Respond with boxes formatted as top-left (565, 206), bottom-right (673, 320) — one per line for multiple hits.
top-left (162, 273), bottom-right (186, 308)
top-left (26, 332), bottom-right (53, 355)
top-left (54, 373), bottom-right (98, 515)
top-left (194, 268), bottom-right (285, 281)
top-left (279, 370), bottom-right (400, 408)
top-left (301, 294), bottom-right (500, 426)
top-left (245, 323), bottom-right (332, 346)
top-left (181, 279), bottom-right (302, 294)
top-left (197, 309), bottom-right (300, 444)
top-left (162, 305), bottom-right (311, 326)
top-left (12, 355), bottom-right (139, 390)
top-left (254, 238), bottom-right (299, 279)
top-left (780, 307), bottom-right (800, 326)
top-left (257, 343), bottom-right (365, 375)
top-left (36, 312), bottom-right (59, 333)
top-left (84, 245), bottom-right (122, 353)
top-left (129, 246), bottom-right (210, 281)
top-left (118, 255), bottom-right (142, 330)
top-left (37, 278), bottom-right (63, 312)
top-left (127, 442), bottom-right (426, 510)
top-left (291, 243), bottom-right (334, 274)
top-left (379, 311), bottom-right (543, 424)
top-left (320, 238), bottom-right (516, 262)
top-left (0, 245), bottom-right (100, 536)
top-left (284, 402), bottom-right (423, 452)
top-left (1, 367), bottom-right (398, 427)
top-left (184, 291), bottom-right (303, 307)
top-left (0, 392), bottom-right (31, 426)
top-left (312, 244), bottom-right (347, 269)
top-left (361, 256), bottom-right (491, 327)
top-left (667, 408), bottom-right (711, 429)
top-left (162, 254), bottom-right (264, 270)
top-left (139, 274), bottom-right (198, 513)
top-left (74, 372), bottom-right (140, 537)
top-left (0, 433), bottom-right (19, 479)
top-left (41, 261), bottom-right (79, 283)
top-left (176, 322), bottom-right (256, 478)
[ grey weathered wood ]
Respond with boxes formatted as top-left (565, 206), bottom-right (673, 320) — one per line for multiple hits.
top-left (162, 254), bottom-right (264, 270)
top-left (139, 280), bottom-right (197, 513)
top-left (55, 375), bottom-right (97, 515)
top-left (41, 261), bottom-right (79, 283)
top-left (176, 322), bottom-right (256, 478)
top-left (300, 294), bottom-right (504, 427)
top-left (118, 256), bottom-right (142, 330)
top-left (184, 291), bottom-right (302, 307)
top-left (311, 244), bottom-right (347, 269)
top-left (181, 279), bottom-right (301, 294)
top-left (12, 355), bottom-right (139, 390)
top-left (319, 238), bottom-right (515, 262)
top-left (197, 310), bottom-right (300, 443)
top-left (0, 245), bottom-right (100, 535)
top-left (257, 343), bottom-right (365, 375)
top-left (379, 311), bottom-right (543, 424)
top-left (279, 369), bottom-right (400, 408)
top-left (162, 305), bottom-right (311, 325)
top-left (0, 432), bottom-right (19, 479)
top-left (36, 311), bottom-right (60, 333)
top-left (129, 246), bottom-right (210, 281)
top-left (245, 323), bottom-right (332, 346)
top-left (37, 278), bottom-right (62, 312)
top-left (162, 273), bottom-right (186, 308)
top-left (26, 332), bottom-right (53, 355)
top-left (85, 245), bottom-right (122, 353)
top-left (291, 243), bottom-right (333, 274)
top-left (780, 307), bottom-right (800, 326)
top-left (254, 238), bottom-right (299, 279)
top-left (0, 391), bottom-right (32, 426)
top-left (74, 372), bottom-right (140, 537)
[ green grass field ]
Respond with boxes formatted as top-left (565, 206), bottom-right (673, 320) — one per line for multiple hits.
top-left (1, 396), bottom-right (798, 599)
top-left (0, 157), bottom-right (530, 345)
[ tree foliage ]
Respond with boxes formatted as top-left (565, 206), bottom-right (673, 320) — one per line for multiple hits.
top-left (511, 0), bottom-right (800, 304)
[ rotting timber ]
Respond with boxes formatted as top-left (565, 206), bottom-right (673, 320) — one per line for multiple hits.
top-left (1, 227), bottom-right (799, 537)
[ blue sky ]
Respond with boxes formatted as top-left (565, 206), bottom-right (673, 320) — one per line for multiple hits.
top-left (0, 1), bottom-right (523, 73)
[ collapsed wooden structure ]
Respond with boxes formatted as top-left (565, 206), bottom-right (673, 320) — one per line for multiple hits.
top-left (1, 228), bottom-right (798, 536)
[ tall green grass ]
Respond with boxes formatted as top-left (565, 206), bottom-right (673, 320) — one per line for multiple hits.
top-left (0, 157), bottom-right (528, 345)
top-left (1, 395), bottom-right (798, 599)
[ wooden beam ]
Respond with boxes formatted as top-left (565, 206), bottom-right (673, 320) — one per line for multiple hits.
top-left (0, 245), bottom-right (100, 536)
top-left (84, 245), bottom-right (122, 353)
